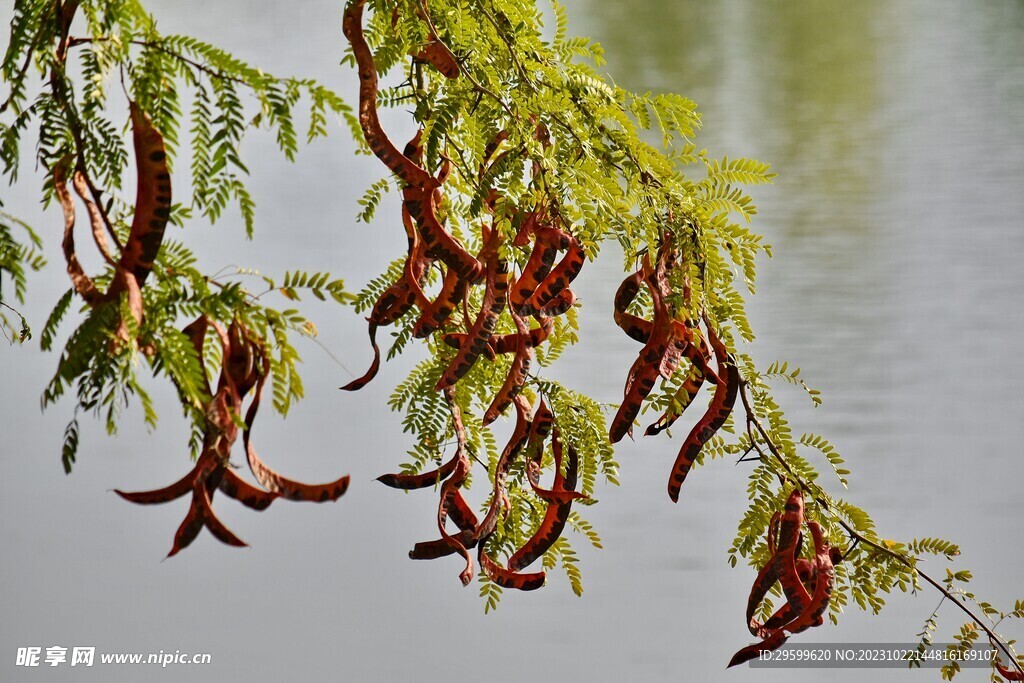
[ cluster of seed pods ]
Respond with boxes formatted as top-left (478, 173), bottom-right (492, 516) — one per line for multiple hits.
top-left (609, 237), bottom-right (739, 502)
top-left (728, 489), bottom-right (842, 667)
top-left (341, 0), bottom-right (587, 590)
top-left (116, 317), bottom-right (350, 556)
top-left (55, 98), bottom-right (350, 555)
top-left (610, 241), bottom-right (850, 660)
top-left (375, 394), bottom-right (585, 590)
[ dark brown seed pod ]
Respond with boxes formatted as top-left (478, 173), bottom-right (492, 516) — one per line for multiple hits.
top-left (119, 102), bottom-right (171, 287)
top-left (342, 0), bottom-right (439, 190)
top-left (665, 320), bottom-right (738, 502)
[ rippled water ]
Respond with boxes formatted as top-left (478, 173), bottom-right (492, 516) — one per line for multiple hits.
top-left (2, 1), bottom-right (1022, 681)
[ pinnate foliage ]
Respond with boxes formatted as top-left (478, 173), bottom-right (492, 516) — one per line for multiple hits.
top-left (1, 1), bottom-right (1021, 678)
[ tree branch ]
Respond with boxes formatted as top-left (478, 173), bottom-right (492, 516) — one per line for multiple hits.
top-left (737, 378), bottom-right (1023, 675)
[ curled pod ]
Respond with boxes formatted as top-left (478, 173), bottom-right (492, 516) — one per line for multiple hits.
top-left (523, 399), bottom-right (553, 463)
top-left (745, 490), bottom-right (812, 637)
top-left (409, 472), bottom-right (479, 560)
top-left (413, 266), bottom-right (470, 338)
top-left (608, 354), bottom-right (663, 444)
top-left (472, 396), bottom-right (531, 542)
top-left (376, 451), bottom-right (460, 490)
top-left (746, 561), bottom-right (782, 638)
top-left (339, 323), bottom-right (380, 392)
top-left (537, 288), bottom-right (576, 318)
top-left (733, 520), bottom-right (837, 659)
top-left (400, 204), bottom-right (435, 312)
top-left (482, 311), bottom-right (533, 426)
top-left (165, 452), bottom-right (246, 558)
top-left (434, 389), bottom-right (475, 585)
top-left (681, 322), bottom-right (722, 385)
top-left (404, 187), bottom-right (484, 284)
top-left (995, 659), bottom-right (1024, 682)
top-left (609, 256), bottom-right (674, 444)
top-left (435, 249), bottom-right (509, 391)
top-left (414, 223), bottom-right (502, 338)
top-left (665, 321), bottom-right (739, 502)
top-left (192, 473), bottom-right (248, 549)
top-left (224, 318), bottom-right (260, 396)
top-left (245, 352), bottom-right (350, 502)
top-left (373, 242), bottom-right (434, 329)
top-left (415, 41), bottom-right (459, 79)
top-left (644, 243), bottom-right (684, 379)
top-left (447, 489), bottom-right (479, 531)
top-left (521, 237), bottom-right (585, 316)
top-left (409, 529), bottom-right (476, 560)
top-left (110, 268), bottom-right (144, 349)
top-left (210, 328), bottom-right (245, 432)
top-left (435, 484), bottom-right (474, 583)
top-left (510, 237), bottom-right (557, 314)
top-left (478, 544), bottom-right (545, 591)
top-left (645, 364), bottom-right (705, 437)
top-left (244, 436), bottom-right (350, 503)
top-left (995, 656), bottom-right (1024, 682)
top-left (772, 489), bottom-right (813, 619)
top-left (341, 217), bottom-right (431, 392)
top-left (745, 489), bottom-right (815, 638)
top-left (119, 102), bottom-right (171, 286)
top-left (165, 489), bottom-right (205, 559)
top-left (614, 263), bottom-right (723, 385)
top-left (658, 325), bottom-right (689, 382)
top-left (495, 315), bottom-right (553, 355)
top-left (342, 0), bottom-right (438, 190)
top-left (777, 521), bottom-right (835, 636)
top-left (507, 427), bottom-right (580, 572)
top-left (727, 629), bottom-right (789, 669)
top-left (115, 467), bottom-right (196, 506)
top-left (53, 162), bottom-right (105, 306)
top-left (990, 639), bottom-right (1024, 681)
top-left (612, 268), bottom-right (652, 344)
top-left (217, 469), bottom-right (279, 511)
top-left (762, 558), bottom-right (817, 632)
top-left (369, 282), bottom-right (407, 326)
top-left (70, 170), bottom-right (116, 266)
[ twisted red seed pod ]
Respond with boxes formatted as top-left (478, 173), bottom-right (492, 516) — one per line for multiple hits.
top-left (482, 309), bottom-right (533, 426)
top-left (665, 321), bottom-right (739, 502)
top-left (245, 342), bottom-right (350, 502)
top-left (342, 0), bottom-right (438, 190)
top-left (507, 427), bottom-right (581, 572)
top-left (120, 102), bottom-right (171, 286)
top-left (435, 246), bottom-right (509, 390)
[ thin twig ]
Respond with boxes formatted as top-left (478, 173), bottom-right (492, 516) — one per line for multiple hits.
top-left (0, 301), bottom-right (28, 344)
top-left (48, 22), bottom-right (124, 254)
top-left (66, 37), bottom-right (250, 87)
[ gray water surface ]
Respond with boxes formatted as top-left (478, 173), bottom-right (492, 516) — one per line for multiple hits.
top-left (2, 1), bottom-right (1022, 681)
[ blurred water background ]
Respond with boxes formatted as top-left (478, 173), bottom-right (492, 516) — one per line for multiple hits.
top-left (2, 1), bottom-right (1022, 680)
